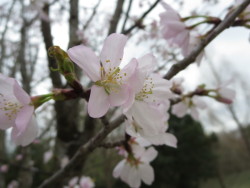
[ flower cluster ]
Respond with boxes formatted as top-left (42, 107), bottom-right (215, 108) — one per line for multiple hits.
top-left (159, 2), bottom-right (206, 63)
top-left (113, 138), bottom-right (158, 188)
top-left (64, 176), bottom-right (95, 188)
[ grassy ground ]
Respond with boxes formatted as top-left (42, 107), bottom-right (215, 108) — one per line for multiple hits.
top-left (201, 170), bottom-right (250, 188)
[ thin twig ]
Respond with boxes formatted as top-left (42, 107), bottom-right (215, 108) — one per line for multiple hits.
top-left (108, 0), bottom-right (125, 35)
top-left (38, 115), bottom-right (125, 188)
top-left (99, 140), bottom-right (125, 148)
top-left (122, 0), bottom-right (160, 34)
top-left (83, 0), bottom-right (102, 30)
top-left (121, 0), bottom-right (133, 33)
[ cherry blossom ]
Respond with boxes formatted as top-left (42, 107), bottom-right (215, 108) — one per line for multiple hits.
top-left (123, 54), bottom-right (176, 147)
top-left (79, 176), bottom-right (95, 188)
top-left (216, 83), bottom-right (236, 104)
top-left (113, 143), bottom-right (157, 188)
top-left (160, 2), bottom-right (190, 56)
top-left (43, 150), bottom-right (53, 163)
top-left (7, 180), bottom-right (19, 188)
top-left (64, 176), bottom-right (95, 188)
top-left (68, 33), bottom-right (138, 118)
top-left (0, 74), bottom-right (38, 146)
top-left (172, 96), bottom-right (206, 120)
top-left (0, 164), bottom-right (9, 173)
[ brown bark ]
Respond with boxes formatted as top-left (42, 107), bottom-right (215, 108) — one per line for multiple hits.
top-left (108, 0), bottom-right (125, 35)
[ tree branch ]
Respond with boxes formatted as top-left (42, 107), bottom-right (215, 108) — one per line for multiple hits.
top-left (164, 0), bottom-right (250, 80)
top-left (83, 0), bottom-right (102, 30)
top-left (121, 0), bottom-right (133, 33)
top-left (108, 0), bottom-right (125, 35)
top-left (122, 0), bottom-right (160, 35)
top-left (38, 115), bottom-right (126, 188)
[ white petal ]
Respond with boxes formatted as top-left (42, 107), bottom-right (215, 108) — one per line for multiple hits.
top-left (11, 115), bottom-right (38, 146)
top-left (88, 85), bottom-right (110, 118)
top-left (113, 160), bottom-right (126, 178)
top-left (127, 166), bottom-right (141, 188)
top-left (68, 45), bottom-right (100, 81)
top-left (131, 102), bottom-right (166, 136)
top-left (15, 105), bottom-right (34, 134)
top-left (219, 87), bottom-right (236, 100)
top-left (13, 80), bottom-right (31, 105)
top-left (172, 102), bottom-right (188, 118)
top-left (139, 164), bottom-right (154, 185)
top-left (141, 147), bottom-right (158, 162)
top-left (192, 96), bottom-right (206, 109)
top-left (137, 54), bottom-right (156, 75)
top-left (109, 85), bottom-right (129, 107)
top-left (100, 33), bottom-right (127, 69)
top-left (190, 107), bottom-right (199, 121)
top-left (0, 76), bottom-right (18, 129)
top-left (120, 162), bottom-right (131, 184)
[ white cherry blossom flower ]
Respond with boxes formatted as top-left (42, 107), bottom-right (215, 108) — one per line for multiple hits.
top-left (172, 96), bottom-right (206, 120)
top-left (113, 145), bottom-right (157, 188)
top-left (0, 74), bottom-right (38, 146)
top-left (68, 33), bottom-right (138, 118)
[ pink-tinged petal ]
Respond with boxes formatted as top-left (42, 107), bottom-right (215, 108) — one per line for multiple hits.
top-left (137, 54), bottom-right (156, 75)
top-left (0, 74), bottom-right (15, 92)
top-left (68, 45), bottom-right (100, 82)
top-left (144, 134), bottom-right (164, 146)
top-left (100, 33), bottom-right (127, 69)
top-left (162, 22), bottom-right (186, 39)
top-left (88, 85), bottom-right (110, 118)
top-left (190, 107), bottom-right (199, 121)
top-left (11, 115), bottom-right (38, 146)
top-left (122, 58), bottom-right (144, 96)
top-left (161, 1), bottom-right (179, 17)
top-left (218, 87), bottom-right (236, 100)
top-left (0, 114), bottom-right (14, 130)
top-left (15, 105), bottom-right (34, 134)
top-left (120, 162), bottom-right (131, 184)
top-left (141, 147), bottom-right (158, 163)
top-left (127, 167), bottom-right (141, 188)
top-left (113, 160), bottom-right (126, 178)
top-left (172, 102), bottom-right (188, 118)
top-left (109, 85), bottom-right (129, 107)
top-left (192, 96), bottom-right (206, 109)
top-left (13, 80), bottom-right (31, 105)
top-left (139, 164), bottom-right (154, 185)
top-left (146, 133), bottom-right (177, 148)
top-left (121, 58), bottom-right (140, 84)
top-left (160, 12), bottom-right (179, 23)
top-left (130, 102), bottom-right (166, 135)
top-left (122, 91), bottom-right (135, 113)
top-left (69, 177), bottom-right (79, 186)
top-left (146, 74), bottom-right (173, 102)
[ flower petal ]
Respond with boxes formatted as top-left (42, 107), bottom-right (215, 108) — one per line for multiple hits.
top-left (13, 80), bottom-right (31, 105)
top-left (127, 166), bottom-right (141, 188)
top-left (109, 85), bottom-right (129, 107)
top-left (113, 160), bottom-right (126, 178)
top-left (137, 54), bottom-right (156, 75)
top-left (11, 115), bottom-right (38, 146)
top-left (68, 45), bottom-right (100, 81)
top-left (88, 85), bottom-right (110, 118)
top-left (139, 164), bottom-right (154, 185)
top-left (15, 105), bottom-right (34, 134)
top-left (100, 33), bottom-right (127, 69)
top-left (172, 101), bottom-right (188, 118)
top-left (141, 147), bottom-right (158, 162)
